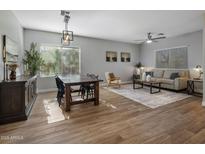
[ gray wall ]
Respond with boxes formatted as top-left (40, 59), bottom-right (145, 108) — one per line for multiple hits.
top-left (0, 11), bottom-right (24, 81)
top-left (140, 30), bottom-right (202, 69)
top-left (23, 28), bottom-right (203, 92)
top-left (24, 29), bottom-right (140, 92)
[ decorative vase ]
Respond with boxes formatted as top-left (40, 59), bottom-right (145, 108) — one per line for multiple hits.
top-left (10, 70), bottom-right (16, 80)
top-left (142, 72), bottom-right (146, 81)
top-left (9, 64), bottom-right (18, 80)
top-left (146, 74), bottom-right (151, 82)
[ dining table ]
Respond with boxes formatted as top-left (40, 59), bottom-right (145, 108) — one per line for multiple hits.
top-left (59, 74), bottom-right (103, 111)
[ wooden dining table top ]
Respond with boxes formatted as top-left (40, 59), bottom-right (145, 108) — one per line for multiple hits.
top-left (58, 74), bottom-right (103, 85)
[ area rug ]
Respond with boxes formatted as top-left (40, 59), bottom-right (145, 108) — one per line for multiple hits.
top-left (43, 98), bottom-right (66, 124)
top-left (104, 84), bottom-right (191, 109)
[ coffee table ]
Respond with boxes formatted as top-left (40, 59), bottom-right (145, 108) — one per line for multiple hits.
top-left (133, 79), bottom-right (161, 94)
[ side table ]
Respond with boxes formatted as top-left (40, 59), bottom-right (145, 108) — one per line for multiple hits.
top-left (187, 79), bottom-right (203, 96)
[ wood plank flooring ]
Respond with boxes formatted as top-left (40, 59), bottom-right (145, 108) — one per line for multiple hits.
top-left (0, 87), bottom-right (205, 144)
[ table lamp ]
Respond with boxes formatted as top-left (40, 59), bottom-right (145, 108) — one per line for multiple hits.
top-left (195, 65), bottom-right (203, 79)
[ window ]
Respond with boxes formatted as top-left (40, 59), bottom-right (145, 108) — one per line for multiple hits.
top-left (40, 45), bottom-right (80, 76)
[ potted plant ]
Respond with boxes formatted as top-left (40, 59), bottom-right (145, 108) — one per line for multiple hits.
top-left (135, 62), bottom-right (142, 68)
top-left (23, 42), bottom-right (44, 76)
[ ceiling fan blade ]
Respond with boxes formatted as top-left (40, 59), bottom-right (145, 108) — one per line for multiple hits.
top-left (134, 39), bottom-right (145, 41)
top-left (151, 36), bottom-right (166, 40)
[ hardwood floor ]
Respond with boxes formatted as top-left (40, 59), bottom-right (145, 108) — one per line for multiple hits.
top-left (0, 87), bottom-right (205, 144)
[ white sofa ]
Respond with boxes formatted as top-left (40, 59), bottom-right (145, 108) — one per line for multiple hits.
top-left (144, 69), bottom-right (189, 91)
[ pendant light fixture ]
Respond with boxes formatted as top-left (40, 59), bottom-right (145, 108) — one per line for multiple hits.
top-left (61, 10), bottom-right (73, 46)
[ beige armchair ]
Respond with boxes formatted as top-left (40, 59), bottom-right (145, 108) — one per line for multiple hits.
top-left (105, 72), bottom-right (121, 88)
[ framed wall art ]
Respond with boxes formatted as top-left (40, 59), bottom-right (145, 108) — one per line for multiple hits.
top-left (121, 52), bottom-right (130, 62)
top-left (156, 46), bottom-right (188, 69)
top-left (3, 35), bottom-right (19, 64)
top-left (106, 51), bottom-right (117, 62)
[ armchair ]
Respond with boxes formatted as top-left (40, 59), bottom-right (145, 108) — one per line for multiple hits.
top-left (105, 72), bottom-right (121, 88)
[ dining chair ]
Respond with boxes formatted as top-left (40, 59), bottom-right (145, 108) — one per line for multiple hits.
top-left (55, 76), bottom-right (65, 106)
top-left (80, 73), bottom-right (99, 100)
top-left (55, 75), bottom-right (80, 106)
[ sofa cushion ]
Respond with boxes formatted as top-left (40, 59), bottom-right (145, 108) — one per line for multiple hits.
top-left (160, 78), bottom-right (175, 85)
top-left (179, 71), bottom-right (185, 77)
top-left (179, 70), bottom-right (189, 78)
top-left (153, 70), bottom-right (164, 78)
top-left (170, 72), bottom-right (180, 80)
top-left (150, 77), bottom-right (161, 82)
top-left (163, 70), bottom-right (176, 79)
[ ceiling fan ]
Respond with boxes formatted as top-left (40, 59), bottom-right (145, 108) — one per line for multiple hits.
top-left (134, 32), bottom-right (166, 44)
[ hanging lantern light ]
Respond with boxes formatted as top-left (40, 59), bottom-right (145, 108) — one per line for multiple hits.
top-left (61, 10), bottom-right (73, 46)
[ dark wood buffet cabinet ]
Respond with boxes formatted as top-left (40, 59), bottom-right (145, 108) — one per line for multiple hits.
top-left (0, 75), bottom-right (37, 124)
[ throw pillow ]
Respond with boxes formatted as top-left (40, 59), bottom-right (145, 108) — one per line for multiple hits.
top-left (145, 71), bottom-right (153, 77)
top-left (170, 72), bottom-right (180, 80)
top-left (163, 70), bottom-right (173, 79)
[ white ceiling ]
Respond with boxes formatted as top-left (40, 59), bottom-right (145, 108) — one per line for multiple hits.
top-left (13, 10), bottom-right (205, 43)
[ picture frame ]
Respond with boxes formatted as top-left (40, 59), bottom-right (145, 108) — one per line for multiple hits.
top-left (156, 47), bottom-right (188, 69)
top-left (3, 35), bottom-right (19, 64)
top-left (106, 51), bottom-right (117, 62)
top-left (121, 52), bottom-right (131, 62)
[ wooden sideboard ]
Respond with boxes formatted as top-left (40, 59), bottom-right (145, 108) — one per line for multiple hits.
top-left (0, 75), bottom-right (37, 124)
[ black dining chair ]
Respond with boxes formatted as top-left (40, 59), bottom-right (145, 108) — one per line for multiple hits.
top-left (88, 73), bottom-right (99, 97)
top-left (55, 76), bottom-right (83, 106)
top-left (55, 76), bottom-right (65, 106)
top-left (80, 73), bottom-right (99, 100)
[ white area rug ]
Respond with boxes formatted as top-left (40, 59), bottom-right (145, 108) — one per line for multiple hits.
top-left (104, 84), bottom-right (191, 109)
top-left (43, 98), bottom-right (66, 124)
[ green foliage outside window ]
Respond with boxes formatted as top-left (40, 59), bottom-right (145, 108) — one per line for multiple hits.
top-left (40, 45), bottom-right (80, 76)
